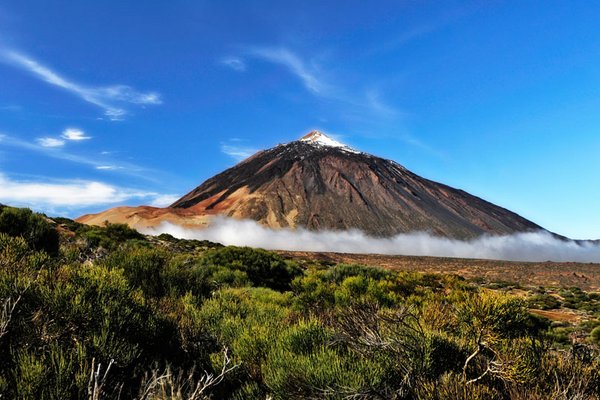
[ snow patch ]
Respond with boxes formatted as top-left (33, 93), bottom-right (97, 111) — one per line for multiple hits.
top-left (300, 131), bottom-right (360, 153)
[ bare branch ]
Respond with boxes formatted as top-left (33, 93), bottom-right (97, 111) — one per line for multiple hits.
top-left (88, 358), bottom-right (115, 400)
top-left (0, 262), bottom-right (44, 340)
top-left (137, 347), bottom-right (239, 400)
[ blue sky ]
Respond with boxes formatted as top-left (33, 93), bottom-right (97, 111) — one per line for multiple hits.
top-left (0, 1), bottom-right (599, 239)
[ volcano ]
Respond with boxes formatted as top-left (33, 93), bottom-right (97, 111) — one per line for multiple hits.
top-left (77, 131), bottom-right (543, 239)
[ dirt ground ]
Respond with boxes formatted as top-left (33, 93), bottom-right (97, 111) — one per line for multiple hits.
top-left (529, 309), bottom-right (583, 323)
top-left (276, 251), bottom-right (600, 291)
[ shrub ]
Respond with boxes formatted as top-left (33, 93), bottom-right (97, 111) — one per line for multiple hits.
top-left (528, 293), bottom-right (561, 310)
top-left (80, 223), bottom-right (145, 249)
top-left (458, 290), bottom-right (535, 339)
top-left (102, 247), bottom-right (169, 297)
top-left (423, 332), bottom-right (467, 379)
top-left (201, 247), bottom-right (302, 291)
top-left (160, 254), bottom-right (251, 299)
top-left (263, 344), bottom-right (386, 399)
top-left (0, 207), bottom-right (59, 255)
top-left (1, 206), bottom-right (599, 398)
top-left (591, 326), bottom-right (600, 345)
top-left (51, 217), bottom-right (86, 233)
top-left (322, 263), bottom-right (391, 283)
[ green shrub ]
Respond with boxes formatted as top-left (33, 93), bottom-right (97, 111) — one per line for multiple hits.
top-left (0, 207), bottom-right (59, 255)
top-left (51, 217), bottom-right (86, 233)
top-left (591, 326), bottom-right (600, 344)
top-left (528, 293), bottom-right (561, 310)
top-left (11, 343), bottom-right (92, 399)
top-left (322, 263), bottom-right (391, 283)
top-left (1, 206), bottom-right (599, 398)
top-left (423, 332), bottom-right (467, 379)
top-left (263, 344), bottom-right (386, 399)
top-left (291, 271), bottom-right (336, 311)
top-left (102, 247), bottom-right (168, 297)
top-left (201, 246), bottom-right (302, 291)
top-left (161, 255), bottom-right (251, 299)
top-left (80, 223), bottom-right (145, 249)
top-left (231, 382), bottom-right (266, 400)
top-left (458, 290), bottom-right (535, 339)
top-left (281, 319), bottom-right (330, 355)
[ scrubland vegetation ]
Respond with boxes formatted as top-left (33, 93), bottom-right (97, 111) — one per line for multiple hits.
top-left (0, 205), bottom-right (599, 399)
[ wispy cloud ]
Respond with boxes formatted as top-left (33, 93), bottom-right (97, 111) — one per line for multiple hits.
top-left (61, 128), bottom-right (91, 141)
top-left (245, 46), bottom-right (401, 119)
top-left (149, 194), bottom-right (180, 207)
top-left (249, 47), bottom-right (328, 94)
top-left (365, 89), bottom-right (400, 117)
top-left (37, 137), bottom-right (65, 148)
top-left (0, 132), bottom-right (158, 181)
top-left (225, 46), bottom-right (434, 153)
top-left (367, 24), bottom-right (440, 56)
top-left (366, 6), bottom-right (476, 55)
top-left (0, 173), bottom-right (159, 208)
top-left (220, 141), bottom-right (258, 162)
top-left (0, 48), bottom-right (161, 120)
top-left (221, 57), bottom-right (246, 72)
top-left (36, 127), bottom-right (90, 148)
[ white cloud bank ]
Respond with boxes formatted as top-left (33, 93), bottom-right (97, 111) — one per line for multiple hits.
top-left (143, 216), bottom-right (600, 263)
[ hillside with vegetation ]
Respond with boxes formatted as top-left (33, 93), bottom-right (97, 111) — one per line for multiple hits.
top-left (0, 205), bottom-right (599, 399)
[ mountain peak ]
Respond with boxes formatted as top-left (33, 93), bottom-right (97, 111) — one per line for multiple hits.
top-left (299, 130), bottom-right (358, 153)
top-left (79, 128), bottom-right (543, 239)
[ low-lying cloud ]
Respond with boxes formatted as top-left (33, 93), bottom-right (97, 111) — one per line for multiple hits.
top-left (143, 216), bottom-right (600, 263)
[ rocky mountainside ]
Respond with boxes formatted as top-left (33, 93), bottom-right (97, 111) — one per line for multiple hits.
top-left (78, 131), bottom-right (543, 239)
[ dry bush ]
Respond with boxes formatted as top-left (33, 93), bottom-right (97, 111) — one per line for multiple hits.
top-left (137, 349), bottom-right (238, 400)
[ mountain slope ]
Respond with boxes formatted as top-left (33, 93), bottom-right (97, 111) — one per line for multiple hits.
top-left (78, 131), bottom-right (543, 239)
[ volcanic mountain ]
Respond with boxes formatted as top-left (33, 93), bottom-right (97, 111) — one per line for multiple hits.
top-left (77, 131), bottom-right (543, 239)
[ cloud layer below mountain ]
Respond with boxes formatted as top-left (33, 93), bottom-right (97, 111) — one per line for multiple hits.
top-left (143, 216), bottom-right (600, 262)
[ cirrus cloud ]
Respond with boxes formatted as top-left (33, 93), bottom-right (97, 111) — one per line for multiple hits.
top-left (221, 57), bottom-right (246, 71)
top-left (220, 142), bottom-right (258, 162)
top-left (37, 137), bottom-right (65, 148)
top-left (0, 48), bottom-right (162, 120)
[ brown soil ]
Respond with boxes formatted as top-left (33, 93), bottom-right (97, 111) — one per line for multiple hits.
top-left (76, 206), bottom-right (212, 229)
top-left (529, 309), bottom-right (583, 323)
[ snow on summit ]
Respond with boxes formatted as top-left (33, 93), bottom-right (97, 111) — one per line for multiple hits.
top-left (299, 131), bottom-right (359, 153)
